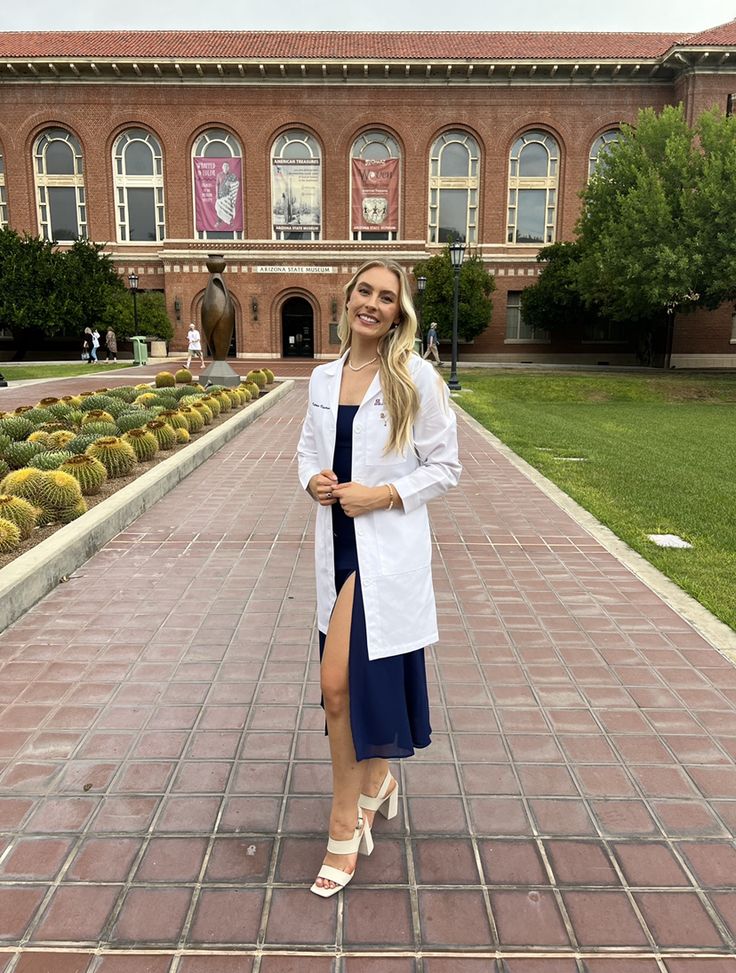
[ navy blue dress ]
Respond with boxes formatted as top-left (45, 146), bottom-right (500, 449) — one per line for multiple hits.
top-left (318, 404), bottom-right (432, 761)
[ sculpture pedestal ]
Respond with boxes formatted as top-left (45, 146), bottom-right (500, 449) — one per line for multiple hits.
top-left (199, 360), bottom-right (242, 388)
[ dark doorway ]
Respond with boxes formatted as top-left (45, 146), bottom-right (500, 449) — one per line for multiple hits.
top-left (282, 296), bottom-right (314, 357)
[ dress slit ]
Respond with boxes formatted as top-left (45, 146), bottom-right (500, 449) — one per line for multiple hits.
top-left (317, 404), bottom-right (431, 762)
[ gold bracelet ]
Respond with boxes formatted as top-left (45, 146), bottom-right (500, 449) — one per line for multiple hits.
top-left (386, 483), bottom-right (395, 511)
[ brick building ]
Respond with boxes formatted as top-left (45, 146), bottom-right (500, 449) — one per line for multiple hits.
top-left (1, 24), bottom-right (736, 364)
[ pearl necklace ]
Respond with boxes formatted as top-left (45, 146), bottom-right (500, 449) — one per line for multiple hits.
top-left (347, 355), bottom-right (378, 372)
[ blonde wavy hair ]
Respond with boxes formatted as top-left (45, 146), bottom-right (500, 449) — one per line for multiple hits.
top-left (338, 259), bottom-right (420, 456)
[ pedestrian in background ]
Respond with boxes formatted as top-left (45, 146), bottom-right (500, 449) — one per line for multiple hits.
top-left (186, 322), bottom-right (205, 369)
top-left (105, 328), bottom-right (118, 361)
top-left (422, 321), bottom-right (442, 366)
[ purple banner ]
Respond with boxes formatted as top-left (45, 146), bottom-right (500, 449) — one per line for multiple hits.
top-left (194, 157), bottom-right (243, 232)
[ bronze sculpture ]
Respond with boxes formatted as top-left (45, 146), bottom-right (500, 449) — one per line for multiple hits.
top-left (199, 253), bottom-right (241, 387)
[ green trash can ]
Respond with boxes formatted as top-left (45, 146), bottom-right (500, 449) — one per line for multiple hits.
top-left (131, 336), bottom-right (149, 365)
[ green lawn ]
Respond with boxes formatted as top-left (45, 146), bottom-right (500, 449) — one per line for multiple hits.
top-left (454, 371), bottom-right (736, 631)
top-left (0, 363), bottom-right (135, 381)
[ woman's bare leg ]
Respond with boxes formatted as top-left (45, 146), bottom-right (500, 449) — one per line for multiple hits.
top-left (315, 572), bottom-right (365, 891)
top-left (360, 758), bottom-right (397, 829)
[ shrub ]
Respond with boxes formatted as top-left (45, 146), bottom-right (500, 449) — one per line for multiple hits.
top-left (28, 450), bottom-right (75, 471)
top-left (0, 415), bottom-right (33, 441)
top-left (157, 410), bottom-right (189, 431)
top-left (37, 470), bottom-right (84, 512)
top-left (38, 396), bottom-right (60, 407)
top-left (60, 454), bottom-right (107, 495)
top-left (4, 441), bottom-right (46, 470)
top-left (175, 368), bottom-right (193, 384)
top-left (150, 394), bottom-right (178, 411)
top-left (245, 382), bottom-right (261, 399)
top-left (28, 431), bottom-right (52, 449)
top-left (145, 420), bottom-right (177, 450)
top-left (60, 395), bottom-right (83, 407)
top-left (82, 410), bottom-right (115, 426)
top-left (0, 459), bottom-right (9, 481)
top-left (191, 401), bottom-right (213, 424)
top-left (155, 371), bottom-right (176, 388)
top-left (210, 391), bottom-right (232, 412)
top-left (86, 437), bottom-right (138, 478)
top-left (47, 403), bottom-right (74, 421)
top-left (0, 434), bottom-right (11, 454)
top-left (177, 405), bottom-right (205, 433)
top-left (47, 430), bottom-right (76, 450)
top-left (0, 495), bottom-right (38, 539)
top-left (175, 427), bottom-right (190, 444)
top-left (247, 369), bottom-right (267, 389)
top-left (80, 421), bottom-right (118, 438)
top-left (134, 392), bottom-right (159, 407)
top-left (57, 498), bottom-right (88, 524)
top-left (66, 433), bottom-right (102, 455)
top-left (0, 518), bottom-right (21, 553)
top-left (22, 407), bottom-right (55, 426)
top-left (14, 405), bottom-right (33, 414)
top-left (0, 468), bottom-right (47, 506)
top-left (263, 368), bottom-right (275, 384)
top-left (200, 395), bottom-right (221, 417)
top-left (122, 428), bottom-right (158, 462)
top-left (116, 410), bottom-right (157, 433)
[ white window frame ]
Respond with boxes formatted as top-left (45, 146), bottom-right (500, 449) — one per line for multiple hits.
top-left (428, 131), bottom-right (479, 245)
top-left (192, 129), bottom-right (244, 241)
top-left (589, 129), bottom-right (620, 179)
top-left (507, 131), bottom-right (559, 246)
top-left (113, 128), bottom-right (166, 244)
top-left (271, 130), bottom-right (322, 242)
top-left (505, 290), bottom-right (550, 343)
top-left (0, 145), bottom-right (7, 230)
top-left (34, 128), bottom-right (86, 242)
top-left (350, 130), bottom-right (401, 241)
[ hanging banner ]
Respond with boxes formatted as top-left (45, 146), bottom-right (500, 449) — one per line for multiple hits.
top-left (194, 157), bottom-right (243, 232)
top-left (272, 158), bottom-right (321, 233)
top-left (351, 158), bottom-right (399, 232)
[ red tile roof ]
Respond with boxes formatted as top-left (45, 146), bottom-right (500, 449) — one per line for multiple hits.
top-left (682, 19), bottom-right (736, 46)
top-left (0, 30), bottom-right (693, 61)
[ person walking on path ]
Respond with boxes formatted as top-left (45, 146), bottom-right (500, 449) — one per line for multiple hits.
top-left (422, 321), bottom-right (442, 366)
top-left (298, 259), bottom-right (461, 897)
top-left (90, 329), bottom-right (100, 363)
top-left (186, 322), bottom-right (205, 369)
top-left (105, 328), bottom-right (118, 361)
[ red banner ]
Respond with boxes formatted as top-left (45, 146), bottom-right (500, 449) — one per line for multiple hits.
top-left (351, 158), bottom-right (399, 232)
top-left (194, 157), bottom-right (243, 232)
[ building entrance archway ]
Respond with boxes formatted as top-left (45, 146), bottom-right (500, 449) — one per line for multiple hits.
top-left (281, 296), bottom-right (314, 357)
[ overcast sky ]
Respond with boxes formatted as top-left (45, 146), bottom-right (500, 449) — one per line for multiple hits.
top-left (1, 0), bottom-right (735, 32)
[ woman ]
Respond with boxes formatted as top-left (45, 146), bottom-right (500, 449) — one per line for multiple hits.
top-left (186, 322), bottom-right (205, 369)
top-left (297, 259), bottom-right (461, 897)
top-left (90, 328), bottom-right (100, 363)
top-left (83, 327), bottom-right (94, 363)
top-left (105, 327), bottom-right (118, 362)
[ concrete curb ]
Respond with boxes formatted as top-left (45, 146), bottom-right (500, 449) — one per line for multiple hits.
top-left (0, 380), bottom-right (295, 632)
top-left (455, 406), bottom-right (736, 661)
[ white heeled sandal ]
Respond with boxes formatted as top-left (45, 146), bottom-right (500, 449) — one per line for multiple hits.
top-left (359, 770), bottom-right (399, 820)
top-left (310, 810), bottom-right (374, 898)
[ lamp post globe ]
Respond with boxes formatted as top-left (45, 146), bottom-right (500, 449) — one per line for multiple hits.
top-left (448, 241), bottom-right (465, 392)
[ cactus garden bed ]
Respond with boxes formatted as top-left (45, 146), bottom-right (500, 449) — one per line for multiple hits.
top-left (0, 367), bottom-right (276, 571)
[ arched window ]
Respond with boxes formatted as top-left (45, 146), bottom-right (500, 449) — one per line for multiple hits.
top-left (507, 131), bottom-right (559, 245)
top-left (271, 130), bottom-right (321, 241)
top-left (428, 131), bottom-right (479, 244)
top-left (34, 128), bottom-right (86, 241)
top-left (351, 130), bottom-right (401, 241)
top-left (113, 128), bottom-right (166, 242)
top-left (0, 143), bottom-right (7, 229)
top-left (192, 129), bottom-right (244, 241)
top-left (589, 129), bottom-right (620, 178)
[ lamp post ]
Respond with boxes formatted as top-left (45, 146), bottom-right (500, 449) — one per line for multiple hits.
top-left (448, 240), bottom-right (465, 391)
top-left (128, 272), bottom-right (139, 335)
top-left (416, 275), bottom-right (427, 352)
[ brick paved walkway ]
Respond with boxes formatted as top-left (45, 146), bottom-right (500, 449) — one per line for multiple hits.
top-left (1, 381), bottom-right (735, 972)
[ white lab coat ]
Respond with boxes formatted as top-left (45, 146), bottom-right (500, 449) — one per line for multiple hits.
top-left (297, 351), bottom-right (461, 661)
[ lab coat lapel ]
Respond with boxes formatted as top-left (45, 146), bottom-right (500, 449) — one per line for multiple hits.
top-left (322, 351), bottom-right (348, 464)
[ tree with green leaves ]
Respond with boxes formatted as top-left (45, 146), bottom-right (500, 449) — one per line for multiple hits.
top-left (413, 248), bottom-right (494, 344)
top-left (520, 242), bottom-right (592, 335)
top-left (99, 288), bottom-right (173, 342)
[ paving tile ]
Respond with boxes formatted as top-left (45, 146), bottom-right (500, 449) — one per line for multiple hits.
top-left (613, 841), bottom-right (692, 887)
top-left (418, 889), bottom-right (494, 947)
top-left (584, 962), bottom-right (660, 972)
top-left (491, 889), bottom-right (570, 946)
top-left (663, 961), bottom-right (736, 972)
top-left (31, 884), bottom-right (122, 942)
top-left (0, 837), bottom-right (73, 880)
top-left (344, 959), bottom-right (416, 973)
top-left (14, 954), bottom-right (93, 973)
top-left (259, 959), bottom-right (334, 973)
top-left (468, 797), bottom-right (530, 836)
top-left (204, 836), bottom-right (273, 883)
top-left (343, 888), bottom-right (414, 946)
top-left (94, 957), bottom-right (172, 972)
top-left (478, 838), bottom-right (548, 885)
top-left (65, 837), bottom-right (141, 882)
top-left (634, 891), bottom-right (726, 948)
top-left (134, 836), bottom-right (208, 882)
top-left (544, 840), bottom-right (620, 886)
top-left (678, 841), bottom-right (736, 886)
top-left (591, 800), bottom-right (661, 837)
top-left (189, 889), bottom-right (265, 944)
top-left (0, 886), bottom-right (47, 940)
top-left (111, 887), bottom-right (193, 942)
top-left (562, 890), bottom-right (649, 946)
top-left (529, 798), bottom-right (597, 836)
top-left (177, 958), bottom-right (254, 973)
top-left (413, 837), bottom-right (479, 885)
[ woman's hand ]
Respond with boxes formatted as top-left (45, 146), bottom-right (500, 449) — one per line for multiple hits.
top-left (308, 469), bottom-right (338, 505)
top-left (331, 482), bottom-right (393, 518)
